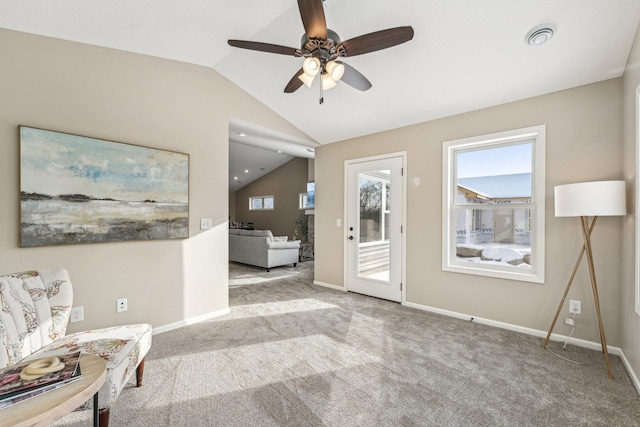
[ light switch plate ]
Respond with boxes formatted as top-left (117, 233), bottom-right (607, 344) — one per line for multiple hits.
top-left (200, 218), bottom-right (213, 230)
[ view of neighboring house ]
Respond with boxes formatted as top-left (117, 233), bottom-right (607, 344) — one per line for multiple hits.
top-left (452, 141), bottom-right (534, 268)
top-left (456, 172), bottom-right (532, 246)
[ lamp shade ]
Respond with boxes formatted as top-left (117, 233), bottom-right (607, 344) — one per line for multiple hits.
top-left (555, 180), bottom-right (626, 217)
top-left (321, 72), bottom-right (337, 90)
top-left (298, 72), bottom-right (315, 88)
top-left (325, 61), bottom-right (345, 81)
top-left (302, 57), bottom-right (320, 77)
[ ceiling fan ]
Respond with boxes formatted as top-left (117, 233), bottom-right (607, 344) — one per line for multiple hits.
top-left (228, 0), bottom-right (414, 103)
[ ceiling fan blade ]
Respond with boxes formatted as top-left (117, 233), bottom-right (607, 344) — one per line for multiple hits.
top-left (284, 68), bottom-right (305, 93)
top-left (298, 0), bottom-right (327, 40)
top-left (228, 40), bottom-right (301, 56)
top-left (337, 26), bottom-right (414, 57)
top-left (339, 62), bottom-right (372, 91)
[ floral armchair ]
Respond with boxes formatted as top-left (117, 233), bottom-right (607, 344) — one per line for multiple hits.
top-left (0, 268), bottom-right (152, 427)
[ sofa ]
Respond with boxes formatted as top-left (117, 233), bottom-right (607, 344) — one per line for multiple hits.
top-left (229, 229), bottom-right (301, 271)
top-left (0, 268), bottom-right (152, 427)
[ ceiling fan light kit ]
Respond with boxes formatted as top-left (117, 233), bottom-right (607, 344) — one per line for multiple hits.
top-left (228, 0), bottom-right (414, 104)
top-left (301, 60), bottom-right (344, 91)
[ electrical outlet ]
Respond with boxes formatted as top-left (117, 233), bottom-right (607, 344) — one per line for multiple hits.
top-left (70, 306), bottom-right (84, 323)
top-left (569, 299), bottom-right (581, 315)
top-left (117, 298), bottom-right (128, 313)
top-left (200, 218), bottom-right (213, 230)
top-left (565, 317), bottom-right (575, 326)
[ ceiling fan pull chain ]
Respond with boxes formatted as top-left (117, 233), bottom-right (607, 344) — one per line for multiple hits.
top-left (319, 74), bottom-right (324, 104)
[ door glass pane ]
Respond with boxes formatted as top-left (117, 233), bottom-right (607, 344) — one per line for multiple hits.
top-left (358, 170), bottom-right (390, 282)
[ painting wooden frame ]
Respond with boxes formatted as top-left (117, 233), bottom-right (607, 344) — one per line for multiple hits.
top-left (20, 126), bottom-right (189, 247)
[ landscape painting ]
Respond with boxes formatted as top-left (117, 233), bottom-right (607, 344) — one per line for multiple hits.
top-left (20, 126), bottom-right (189, 247)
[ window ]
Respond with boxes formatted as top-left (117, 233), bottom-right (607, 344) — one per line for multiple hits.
top-left (299, 193), bottom-right (308, 210)
top-left (442, 125), bottom-right (545, 283)
top-left (249, 195), bottom-right (274, 211)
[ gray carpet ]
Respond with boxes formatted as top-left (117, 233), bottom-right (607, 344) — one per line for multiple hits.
top-left (54, 261), bottom-right (640, 426)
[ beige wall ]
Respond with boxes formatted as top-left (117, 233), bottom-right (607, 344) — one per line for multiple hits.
top-left (622, 25), bottom-right (640, 384)
top-left (315, 78), bottom-right (624, 346)
top-left (308, 158), bottom-right (315, 182)
top-left (233, 157), bottom-right (308, 238)
top-left (0, 29), bottom-right (312, 332)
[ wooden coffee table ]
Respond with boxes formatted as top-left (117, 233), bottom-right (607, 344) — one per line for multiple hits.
top-left (1, 354), bottom-right (107, 427)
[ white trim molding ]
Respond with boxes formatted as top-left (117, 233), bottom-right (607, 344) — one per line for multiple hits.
top-left (313, 280), bottom-right (346, 292)
top-left (152, 307), bottom-right (231, 335)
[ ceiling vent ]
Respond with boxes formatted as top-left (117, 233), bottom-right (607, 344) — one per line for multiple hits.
top-left (526, 24), bottom-right (556, 46)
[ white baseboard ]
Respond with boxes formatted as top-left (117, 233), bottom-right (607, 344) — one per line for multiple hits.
top-left (152, 307), bottom-right (230, 335)
top-left (403, 300), bottom-right (640, 394)
top-left (313, 280), bottom-right (346, 292)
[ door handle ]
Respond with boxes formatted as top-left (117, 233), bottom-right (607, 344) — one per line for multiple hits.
top-left (348, 236), bottom-right (354, 240)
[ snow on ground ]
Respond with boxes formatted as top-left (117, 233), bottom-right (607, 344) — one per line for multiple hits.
top-left (456, 243), bottom-right (531, 267)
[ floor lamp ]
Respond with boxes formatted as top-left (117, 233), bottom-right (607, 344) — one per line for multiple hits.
top-left (542, 180), bottom-right (626, 379)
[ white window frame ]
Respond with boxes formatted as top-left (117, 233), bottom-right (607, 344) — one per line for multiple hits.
top-left (249, 195), bottom-right (275, 211)
top-left (299, 192), bottom-right (308, 210)
top-left (442, 125), bottom-right (546, 283)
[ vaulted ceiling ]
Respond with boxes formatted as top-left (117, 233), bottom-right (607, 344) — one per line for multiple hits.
top-left (2, 0), bottom-right (639, 188)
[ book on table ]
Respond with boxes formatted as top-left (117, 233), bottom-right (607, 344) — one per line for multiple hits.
top-left (0, 352), bottom-right (83, 409)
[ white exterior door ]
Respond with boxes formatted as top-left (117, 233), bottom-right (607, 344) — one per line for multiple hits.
top-left (346, 154), bottom-right (404, 302)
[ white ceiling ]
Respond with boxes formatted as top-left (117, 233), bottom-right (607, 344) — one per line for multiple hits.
top-left (2, 0), bottom-right (640, 188)
top-left (228, 119), bottom-right (315, 191)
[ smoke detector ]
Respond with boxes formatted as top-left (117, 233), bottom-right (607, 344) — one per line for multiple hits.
top-left (526, 24), bottom-right (556, 46)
